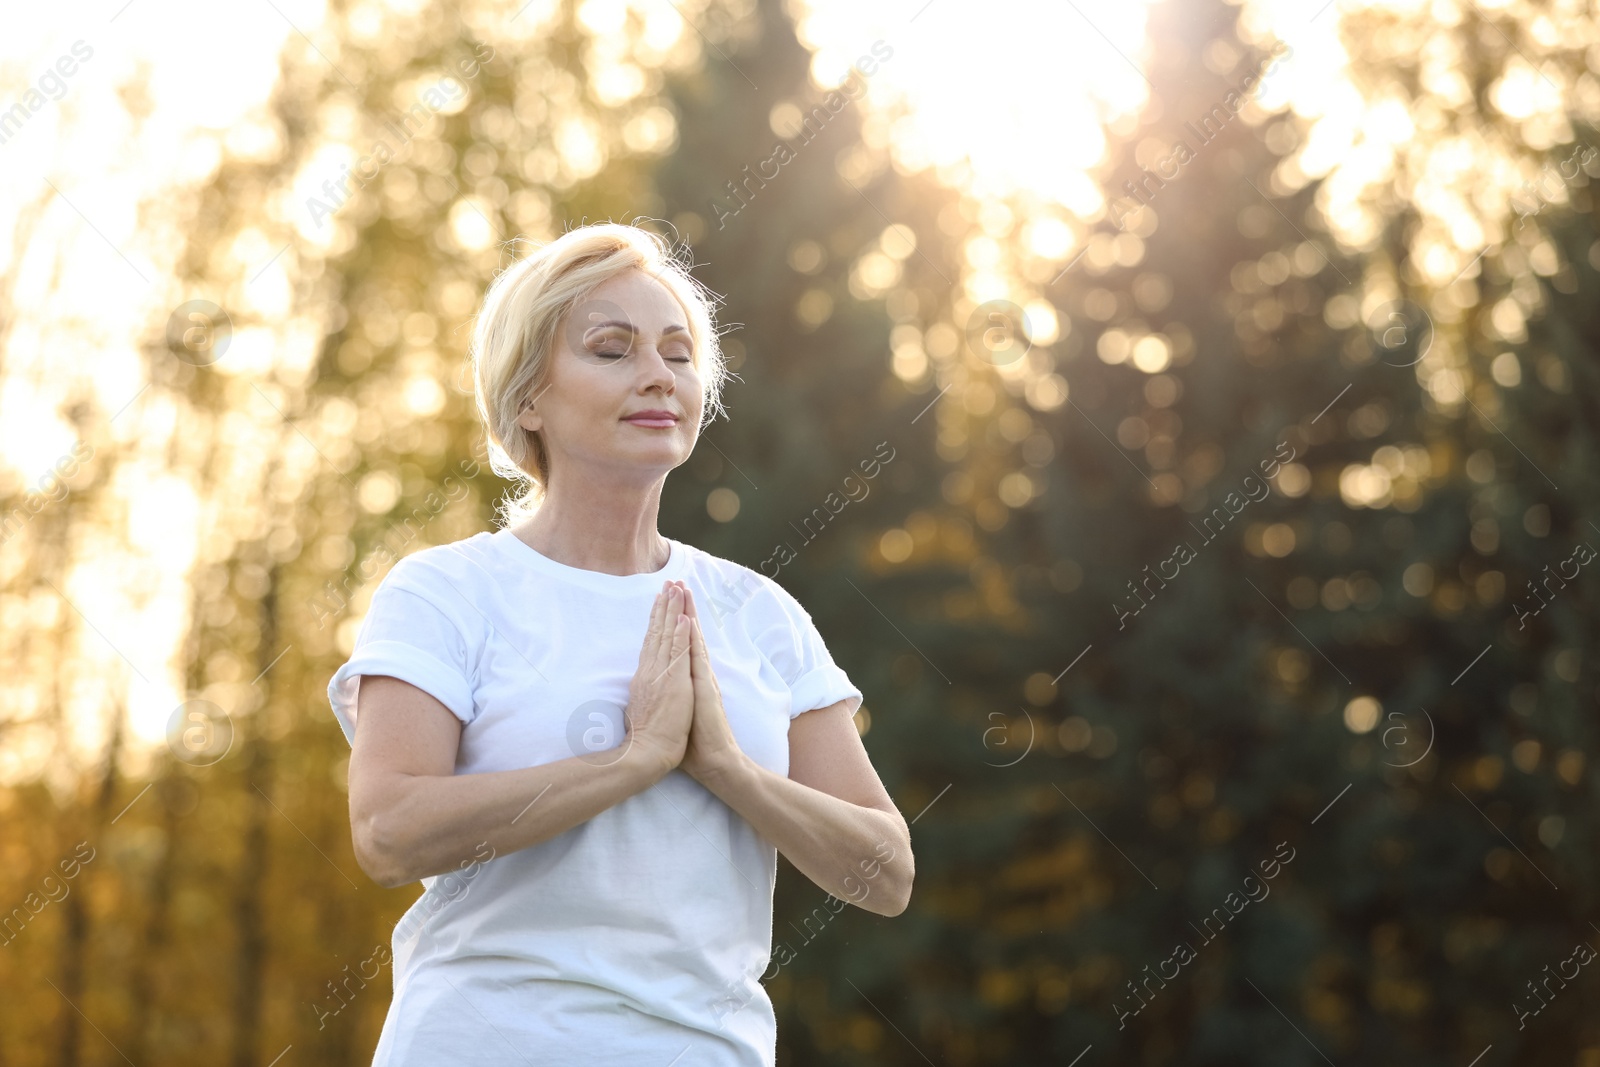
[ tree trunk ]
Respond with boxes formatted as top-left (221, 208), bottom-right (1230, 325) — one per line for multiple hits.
top-left (228, 556), bottom-right (282, 1067)
top-left (58, 700), bottom-right (124, 1067)
top-left (127, 772), bottom-right (189, 1064)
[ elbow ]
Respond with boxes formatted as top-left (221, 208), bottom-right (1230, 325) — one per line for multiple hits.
top-left (855, 875), bottom-right (912, 917)
top-left (853, 814), bottom-right (913, 917)
top-left (353, 813), bottom-right (411, 889)
top-left (858, 844), bottom-right (914, 917)
top-left (882, 819), bottom-right (915, 917)
top-left (883, 867), bottom-right (914, 917)
top-left (367, 862), bottom-right (409, 892)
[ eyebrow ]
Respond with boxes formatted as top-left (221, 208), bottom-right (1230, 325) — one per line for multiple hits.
top-left (589, 320), bottom-right (690, 336)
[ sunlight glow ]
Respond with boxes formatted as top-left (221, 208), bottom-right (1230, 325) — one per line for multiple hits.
top-left (795, 0), bottom-right (1157, 210)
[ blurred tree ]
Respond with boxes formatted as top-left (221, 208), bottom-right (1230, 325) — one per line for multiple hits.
top-left (914, 0), bottom-right (1600, 1064)
top-left (3, 0), bottom-right (1598, 1065)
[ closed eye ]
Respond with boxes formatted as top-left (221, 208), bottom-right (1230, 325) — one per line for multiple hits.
top-left (593, 350), bottom-right (693, 363)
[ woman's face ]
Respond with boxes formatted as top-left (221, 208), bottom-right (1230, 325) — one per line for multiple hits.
top-left (516, 269), bottom-right (704, 487)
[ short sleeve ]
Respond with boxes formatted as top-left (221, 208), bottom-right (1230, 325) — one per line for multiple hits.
top-left (326, 577), bottom-right (481, 746)
top-left (757, 579), bottom-right (863, 720)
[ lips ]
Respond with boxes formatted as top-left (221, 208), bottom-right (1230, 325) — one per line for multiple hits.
top-left (623, 410), bottom-right (679, 429)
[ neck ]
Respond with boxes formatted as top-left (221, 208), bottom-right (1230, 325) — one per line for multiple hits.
top-left (513, 466), bottom-right (670, 576)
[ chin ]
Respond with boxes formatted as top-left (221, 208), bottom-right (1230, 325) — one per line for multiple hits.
top-left (617, 443), bottom-right (688, 470)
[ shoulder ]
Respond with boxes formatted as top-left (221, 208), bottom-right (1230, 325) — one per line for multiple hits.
top-left (388, 530), bottom-right (495, 581)
top-left (379, 531), bottom-right (499, 623)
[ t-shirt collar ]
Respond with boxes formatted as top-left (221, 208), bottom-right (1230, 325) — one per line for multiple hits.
top-left (492, 527), bottom-right (689, 593)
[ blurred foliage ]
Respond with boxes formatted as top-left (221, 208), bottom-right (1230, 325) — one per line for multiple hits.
top-left (2, 0), bottom-right (1599, 1064)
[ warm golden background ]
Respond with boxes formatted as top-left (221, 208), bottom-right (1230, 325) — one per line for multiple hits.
top-left (2, 0), bottom-right (1598, 1063)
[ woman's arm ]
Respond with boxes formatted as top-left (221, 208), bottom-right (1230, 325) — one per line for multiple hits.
top-left (348, 674), bottom-right (672, 888)
top-left (349, 581), bottom-right (695, 889)
top-left (698, 699), bottom-right (914, 917)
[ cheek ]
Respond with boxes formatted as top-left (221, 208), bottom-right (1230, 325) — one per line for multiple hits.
top-left (575, 364), bottom-right (631, 411)
top-left (545, 372), bottom-right (621, 444)
top-left (681, 366), bottom-right (706, 410)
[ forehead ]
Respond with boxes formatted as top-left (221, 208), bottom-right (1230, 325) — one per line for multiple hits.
top-left (583, 269), bottom-right (690, 329)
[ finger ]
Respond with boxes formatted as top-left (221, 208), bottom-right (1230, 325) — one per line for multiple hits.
top-left (652, 586), bottom-right (681, 676)
top-left (640, 588), bottom-right (665, 671)
top-left (680, 586), bottom-right (709, 667)
top-left (654, 620), bottom-right (691, 690)
top-left (686, 614), bottom-right (705, 676)
top-left (689, 613), bottom-right (708, 662)
top-left (691, 617), bottom-right (718, 691)
top-left (686, 586), bottom-right (717, 661)
top-left (641, 585), bottom-right (667, 668)
top-left (646, 586), bottom-right (676, 680)
top-left (667, 610), bottom-right (691, 674)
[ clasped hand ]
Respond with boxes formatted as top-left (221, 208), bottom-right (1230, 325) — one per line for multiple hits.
top-left (624, 580), bottom-right (740, 782)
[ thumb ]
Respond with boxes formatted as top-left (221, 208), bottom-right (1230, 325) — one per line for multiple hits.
top-left (686, 618), bottom-right (707, 679)
top-left (690, 619), bottom-right (717, 690)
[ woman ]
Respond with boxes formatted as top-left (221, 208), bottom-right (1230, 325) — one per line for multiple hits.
top-left (326, 222), bottom-right (914, 1066)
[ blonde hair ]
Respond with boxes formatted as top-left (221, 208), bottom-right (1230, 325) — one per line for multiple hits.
top-left (469, 222), bottom-right (730, 527)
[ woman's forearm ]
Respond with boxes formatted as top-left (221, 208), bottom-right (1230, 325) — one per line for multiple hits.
top-left (368, 745), bottom-right (667, 888)
top-left (698, 754), bottom-right (913, 916)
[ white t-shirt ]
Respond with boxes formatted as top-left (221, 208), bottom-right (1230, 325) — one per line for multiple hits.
top-left (326, 526), bottom-right (862, 1067)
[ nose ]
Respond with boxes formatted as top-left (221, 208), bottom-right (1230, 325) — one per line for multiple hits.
top-left (637, 343), bottom-right (676, 395)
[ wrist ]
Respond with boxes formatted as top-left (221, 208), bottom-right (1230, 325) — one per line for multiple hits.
top-left (622, 736), bottom-right (677, 786)
top-left (696, 746), bottom-right (754, 793)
